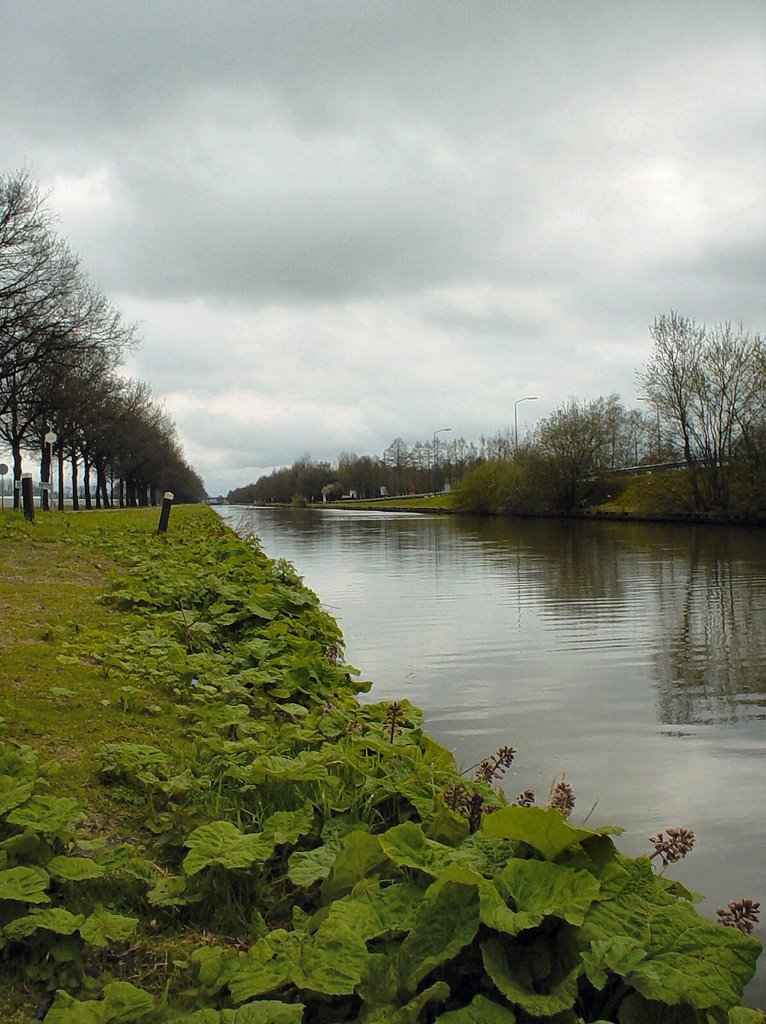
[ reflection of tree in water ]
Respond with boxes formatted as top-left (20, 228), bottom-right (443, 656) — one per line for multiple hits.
top-left (453, 516), bottom-right (766, 727)
top-left (652, 530), bottom-right (766, 726)
top-left (454, 516), bottom-right (632, 611)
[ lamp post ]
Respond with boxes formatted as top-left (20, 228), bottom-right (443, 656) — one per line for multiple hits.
top-left (514, 397), bottom-right (537, 452)
top-left (432, 427), bottom-right (451, 493)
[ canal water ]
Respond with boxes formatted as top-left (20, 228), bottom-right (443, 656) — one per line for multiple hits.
top-left (218, 506), bottom-right (766, 1003)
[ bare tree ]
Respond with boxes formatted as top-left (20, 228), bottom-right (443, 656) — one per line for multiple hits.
top-left (638, 311), bottom-right (765, 509)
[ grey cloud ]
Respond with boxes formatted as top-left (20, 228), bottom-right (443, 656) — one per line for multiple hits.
top-left (1, 0), bottom-right (764, 492)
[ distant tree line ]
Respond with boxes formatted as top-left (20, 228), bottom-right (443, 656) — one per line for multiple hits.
top-left (0, 170), bottom-right (206, 508)
top-left (231, 311), bottom-right (764, 516)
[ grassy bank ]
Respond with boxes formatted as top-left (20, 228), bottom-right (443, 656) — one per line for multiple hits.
top-left (326, 495), bottom-right (457, 512)
top-left (0, 507), bottom-right (761, 1022)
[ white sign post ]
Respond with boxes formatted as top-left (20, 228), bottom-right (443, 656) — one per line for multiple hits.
top-left (0, 463), bottom-right (8, 510)
top-left (44, 430), bottom-right (57, 511)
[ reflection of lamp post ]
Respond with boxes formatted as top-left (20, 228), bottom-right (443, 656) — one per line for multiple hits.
top-left (432, 427), bottom-right (451, 493)
top-left (514, 397), bottom-right (537, 452)
top-left (637, 397), bottom-right (661, 460)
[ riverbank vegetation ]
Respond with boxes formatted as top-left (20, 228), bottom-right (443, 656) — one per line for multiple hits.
top-left (230, 312), bottom-right (764, 522)
top-left (0, 505), bottom-right (762, 1022)
top-left (0, 170), bottom-right (205, 508)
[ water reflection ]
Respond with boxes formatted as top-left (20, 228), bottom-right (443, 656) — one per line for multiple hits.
top-left (444, 517), bottom-right (766, 727)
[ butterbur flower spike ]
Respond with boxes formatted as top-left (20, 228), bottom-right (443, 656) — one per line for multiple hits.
top-left (515, 789), bottom-right (535, 807)
top-left (474, 745), bottom-right (517, 784)
top-left (444, 783), bottom-right (470, 812)
top-left (548, 780), bottom-right (576, 818)
top-left (649, 827), bottom-right (696, 867)
top-left (384, 700), bottom-right (404, 742)
top-left (444, 784), bottom-right (486, 833)
top-left (716, 898), bottom-right (760, 934)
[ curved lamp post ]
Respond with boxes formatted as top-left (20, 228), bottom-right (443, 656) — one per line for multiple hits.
top-left (514, 397), bottom-right (537, 452)
top-left (432, 427), bottom-right (451, 493)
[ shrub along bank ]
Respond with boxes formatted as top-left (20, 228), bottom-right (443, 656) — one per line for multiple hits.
top-left (0, 506), bottom-right (762, 1023)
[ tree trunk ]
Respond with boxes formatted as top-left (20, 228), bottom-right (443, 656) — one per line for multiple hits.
top-left (12, 444), bottom-right (22, 510)
top-left (57, 450), bottom-right (65, 511)
top-left (71, 451), bottom-right (80, 511)
top-left (83, 458), bottom-right (93, 509)
top-left (40, 441), bottom-right (51, 512)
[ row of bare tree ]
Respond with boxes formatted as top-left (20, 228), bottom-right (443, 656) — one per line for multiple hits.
top-left (1, 170), bottom-right (205, 509)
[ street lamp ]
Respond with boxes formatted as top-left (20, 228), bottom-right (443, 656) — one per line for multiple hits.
top-left (514, 397), bottom-right (537, 452)
top-left (432, 427), bottom-right (451, 493)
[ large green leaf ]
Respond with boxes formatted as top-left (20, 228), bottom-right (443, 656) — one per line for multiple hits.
top-left (321, 830), bottom-right (390, 903)
top-left (228, 923), bottom-right (369, 1001)
top-left (48, 855), bottom-right (106, 881)
top-left (481, 934), bottom-right (583, 1016)
top-left (499, 857), bottom-right (601, 926)
top-left (263, 802), bottom-right (315, 846)
top-left (80, 908), bottom-right (139, 947)
top-left (45, 981), bottom-right (154, 1023)
top-left (424, 860), bottom-right (543, 939)
top-left (6, 794), bottom-right (82, 836)
top-left (190, 944), bottom-right (242, 993)
top-left (481, 805), bottom-right (598, 861)
top-left (581, 857), bottom-right (761, 1010)
top-left (435, 995), bottom-right (516, 1022)
top-left (288, 841), bottom-right (338, 887)
top-left (398, 877), bottom-right (481, 993)
top-left (170, 1005), bottom-right (304, 1024)
top-left (223, 1003), bottom-right (303, 1024)
top-left (183, 821), bottom-right (275, 875)
top-left (616, 992), bottom-right (710, 1023)
top-left (248, 752), bottom-right (328, 782)
top-left (147, 874), bottom-right (199, 908)
top-left (377, 821), bottom-right (453, 876)
top-left (361, 981), bottom-right (450, 1023)
top-left (0, 742), bottom-right (37, 815)
top-left (4, 907), bottom-right (84, 940)
top-left (0, 865), bottom-right (50, 903)
top-left (321, 880), bottom-right (424, 942)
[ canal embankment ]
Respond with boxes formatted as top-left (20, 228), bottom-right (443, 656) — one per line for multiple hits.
top-left (0, 505), bottom-right (761, 1021)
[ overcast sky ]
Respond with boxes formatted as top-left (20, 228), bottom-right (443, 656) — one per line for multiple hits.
top-left (2, 1), bottom-right (764, 494)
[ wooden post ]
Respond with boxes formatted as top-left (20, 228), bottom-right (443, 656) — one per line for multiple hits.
top-left (21, 473), bottom-right (35, 521)
top-left (157, 491), bottom-right (174, 533)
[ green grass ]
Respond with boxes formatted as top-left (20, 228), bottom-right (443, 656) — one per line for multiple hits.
top-left (0, 508), bottom-right (195, 822)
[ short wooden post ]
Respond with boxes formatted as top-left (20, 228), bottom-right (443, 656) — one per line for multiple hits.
top-left (157, 491), bottom-right (174, 533)
top-left (21, 473), bottom-right (35, 521)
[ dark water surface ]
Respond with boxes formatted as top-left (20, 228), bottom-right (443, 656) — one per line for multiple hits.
top-left (218, 506), bottom-right (766, 1003)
